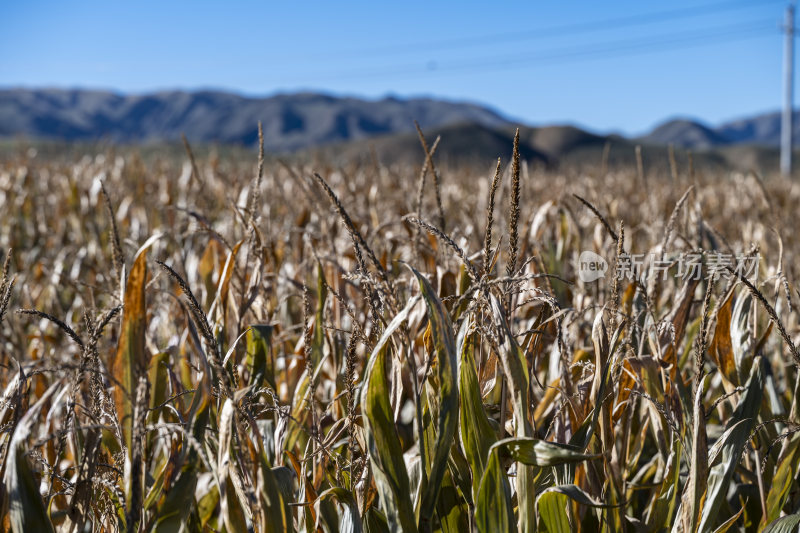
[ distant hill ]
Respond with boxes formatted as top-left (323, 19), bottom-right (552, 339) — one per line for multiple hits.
top-left (317, 120), bottom-right (785, 176)
top-left (318, 122), bottom-right (549, 166)
top-left (1, 87), bottom-right (797, 173)
top-left (716, 111), bottom-right (787, 146)
top-left (640, 111), bottom-right (800, 149)
top-left (517, 124), bottom-right (613, 158)
top-left (0, 88), bottom-right (509, 152)
top-left (640, 119), bottom-right (729, 149)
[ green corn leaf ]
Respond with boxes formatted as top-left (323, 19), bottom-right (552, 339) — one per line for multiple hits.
top-left (257, 457), bottom-right (294, 533)
top-left (2, 384), bottom-right (58, 533)
top-left (537, 490), bottom-right (571, 533)
top-left (489, 295), bottom-right (536, 533)
top-left (474, 438), bottom-right (598, 533)
top-left (436, 469), bottom-right (468, 533)
top-left (697, 356), bottom-right (765, 532)
top-left (245, 324), bottom-right (274, 390)
top-left (493, 437), bottom-right (600, 467)
top-left (147, 351), bottom-right (170, 414)
top-left (475, 446), bottom-right (514, 533)
top-left (456, 315), bottom-right (496, 503)
top-left (151, 461), bottom-right (199, 533)
top-left (149, 363), bottom-right (210, 533)
top-left (540, 484), bottom-right (617, 508)
top-left (196, 475), bottom-right (220, 528)
top-left (408, 267), bottom-right (459, 531)
top-left (761, 433), bottom-right (800, 528)
top-left (488, 295), bottom-right (531, 436)
top-left (763, 513), bottom-right (800, 533)
top-left (317, 487), bottom-right (363, 533)
top-left (144, 376), bottom-right (213, 527)
top-left (447, 440), bottom-right (475, 508)
top-left (364, 506), bottom-right (391, 533)
top-left (361, 295), bottom-right (419, 533)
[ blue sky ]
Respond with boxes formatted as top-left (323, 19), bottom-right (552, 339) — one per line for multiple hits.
top-left (0, 0), bottom-right (791, 134)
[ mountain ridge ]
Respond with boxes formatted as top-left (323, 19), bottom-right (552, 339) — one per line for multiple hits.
top-left (1, 88), bottom-right (797, 165)
top-left (639, 111), bottom-right (800, 148)
top-left (0, 87), bottom-right (511, 152)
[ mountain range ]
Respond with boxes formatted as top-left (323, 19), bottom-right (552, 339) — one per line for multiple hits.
top-left (638, 112), bottom-right (800, 149)
top-left (0, 88), bottom-right (795, 170)
top-left (0, 88), bottom-right (508, 152)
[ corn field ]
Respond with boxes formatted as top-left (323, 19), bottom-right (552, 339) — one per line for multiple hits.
top-left (1, 128), bottom-right (800, 532)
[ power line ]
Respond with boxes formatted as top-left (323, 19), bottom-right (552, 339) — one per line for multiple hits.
top-left (425, 20), bottom-right (775, 73)
top-left (310, 0), bottom-right (783, 60)
top-left (290, 20), bottom-right (776, 83)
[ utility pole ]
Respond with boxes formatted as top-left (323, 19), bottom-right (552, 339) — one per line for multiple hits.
top-left (781, 3), bottom-right (794, 177)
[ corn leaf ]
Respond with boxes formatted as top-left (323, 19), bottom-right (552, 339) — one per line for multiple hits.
top-left (151, 458), bottom-right (199, 533)
top-left (697, 356), bottom-right (765, 532)
top-left (761, 433), bottom-right (800, 528)
top-left (540, 484), bottom-right (617, 508)
top-left (113, 245), bottom-right (149, 450)
top-left (712, 506), bottom-right (744, 533)
top-left (763, 513), bottom-right (800, 533)
top-left (537, 490), bottom-right (571, 533)
top-left (489, 295), bottom-right (536, 532)
top-left (678, 374), bottom-right (709, 532)
top-left (475, 446), bottom-right (514, 533)
top-left (435, 469), bottom-right (468, 533)
top-left (361, 296), bottom-right (419, 533)
top-left (312, 262), bottom-right (328, 369)
top-left (2, 385), bottom-right (58, 533)
top-left (408, 267), bottom-right (459, 531)
top-left (246, 324), bottom-right (274, 389)
top-left (217, 399), bottom-right (249, 533)
top-left (494, 437), bottom-right (600, 467)
top-left (456, 315), bottom-right (496, 502)
top-left (709, 289), bottom-right (738, 387)
top-left (317, 487), bottom-right (362, 533)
